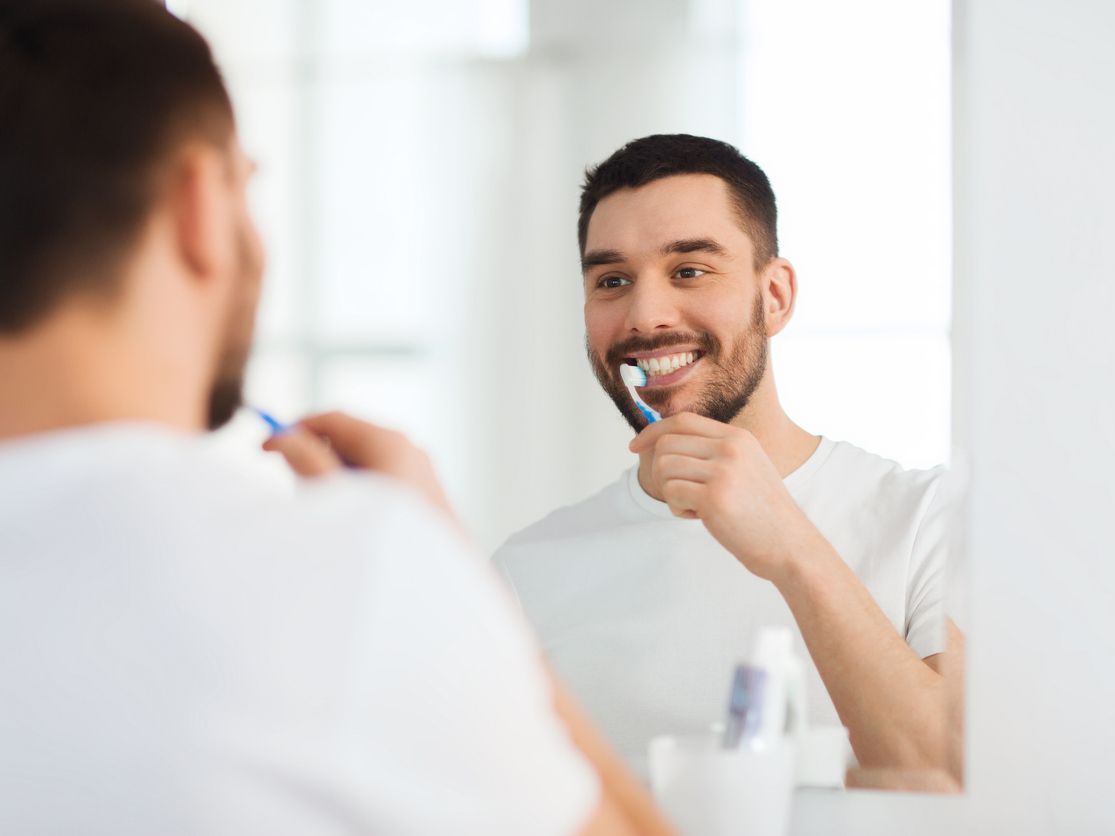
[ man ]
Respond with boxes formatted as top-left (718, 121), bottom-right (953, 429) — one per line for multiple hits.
top-left (0, 2), bottom-right (671, 833)
top-left (494, 134), bottom-right (960, 781)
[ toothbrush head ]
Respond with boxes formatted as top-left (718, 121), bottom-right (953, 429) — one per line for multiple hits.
top-left (620, 363), bottom-right (648, 388)
top-left (619, 363), bottom-right (661, 424)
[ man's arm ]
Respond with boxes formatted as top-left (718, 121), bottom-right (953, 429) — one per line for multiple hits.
top-left (632, 413), bottom-right (961, 780)
top-left (549, 675), bottom-right (675, 836)
top-left (775, 535), bottom-right (958, 775)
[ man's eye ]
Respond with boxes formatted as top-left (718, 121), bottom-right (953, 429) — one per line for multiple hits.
top-left (675, 267), bottom-right (706, 280)
top-left (599, 275), bottom-right (631, 289)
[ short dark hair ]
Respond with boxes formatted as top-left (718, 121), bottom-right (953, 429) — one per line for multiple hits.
top-left (0, 0), bottom-right (234, 334)
top-left (577, 134), bottom-right (779, 268)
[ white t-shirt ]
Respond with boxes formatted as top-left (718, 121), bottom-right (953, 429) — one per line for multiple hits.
top-left (493, 437), bottom-right (947, 777)
top-left (0, 424), bottom-right (597, 836)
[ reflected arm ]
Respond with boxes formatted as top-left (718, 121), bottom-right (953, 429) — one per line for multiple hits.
top-left (774, 538), bottom-right (964, 783)
top-left (548, 671), bottom-right (677, 836)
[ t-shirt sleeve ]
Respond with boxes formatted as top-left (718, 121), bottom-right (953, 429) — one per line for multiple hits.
top-left (904, 469), bottom-right (952, 659)
top-left (341, 488), bottom-right (600, 836)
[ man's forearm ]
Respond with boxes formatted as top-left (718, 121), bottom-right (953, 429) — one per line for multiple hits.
top-left (772, 529), bottom-right (950, 773)
top-left (549, 673), bottom-right (676, 836)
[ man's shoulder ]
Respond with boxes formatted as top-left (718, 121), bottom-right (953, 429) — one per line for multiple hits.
top-left (5, 422), bottom-right (454, 561)
top-left (823, 438), bottom-right (945, 490)
top-left (493, 468), bottom-right (635, 564)
top-left (142, 429), bottom-right (437, 533)
top-left (815, 438), bottom-right (948, 519)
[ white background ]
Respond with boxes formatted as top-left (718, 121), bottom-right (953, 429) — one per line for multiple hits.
top-left (790, 0), bottom-right (1115, 832)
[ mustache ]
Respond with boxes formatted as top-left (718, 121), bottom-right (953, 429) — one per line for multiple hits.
top-left (603, 331), bottom-right (719, 369)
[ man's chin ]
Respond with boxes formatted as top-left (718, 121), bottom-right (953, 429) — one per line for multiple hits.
top-left (639, 390), bottom-right (692, 420)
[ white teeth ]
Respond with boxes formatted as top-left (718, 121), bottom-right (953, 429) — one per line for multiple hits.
top-left (634, 352), bottom-right (700, 377)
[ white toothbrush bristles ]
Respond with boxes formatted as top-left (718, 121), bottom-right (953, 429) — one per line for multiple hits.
top-left (619, 363), bottom-right (660, 423)
top-left (620, 364), bottom-right (648, 388)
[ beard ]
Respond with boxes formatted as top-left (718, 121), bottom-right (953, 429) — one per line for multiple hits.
top-left (205, 354), bottom-right (247, 431)
top-left (206, 224), bottom-right (263, 431)
top-left (588, 292), bottom-right (769, 433)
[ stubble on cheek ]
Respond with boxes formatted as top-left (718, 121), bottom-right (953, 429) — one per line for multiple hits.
top-left (586, 337), bottom-right (648, 431)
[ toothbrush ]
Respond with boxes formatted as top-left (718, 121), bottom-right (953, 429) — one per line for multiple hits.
top-left (619, 364), bottom-right (661, 424)
top-left (722, 664), bottom-right (768, 749)
top-left (251, 406), bottom-right (290, 435)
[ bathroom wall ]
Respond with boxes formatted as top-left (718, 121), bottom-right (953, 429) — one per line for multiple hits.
top-left (793, 1), bottom-right (1115, 831)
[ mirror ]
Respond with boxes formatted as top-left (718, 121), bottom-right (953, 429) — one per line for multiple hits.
top-left (184, 0), bottom-right (964, 796)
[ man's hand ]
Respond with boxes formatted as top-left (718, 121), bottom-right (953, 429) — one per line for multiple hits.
top-left (629, 412), bottom-right (820, 584)
top-left (263, 411), bottom-right (458, 524)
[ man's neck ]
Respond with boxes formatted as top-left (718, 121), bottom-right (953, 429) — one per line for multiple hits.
top-left (635, 375), bottom-right (820, 503)
top-left (0, 307), bottom-right (207, 442)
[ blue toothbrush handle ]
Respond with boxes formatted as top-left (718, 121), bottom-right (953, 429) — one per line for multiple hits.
top-left (252, 407), bottom-right (289, 434)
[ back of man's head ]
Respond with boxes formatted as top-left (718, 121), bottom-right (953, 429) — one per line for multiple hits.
top-left (0, 0), bottom-right (234, 335)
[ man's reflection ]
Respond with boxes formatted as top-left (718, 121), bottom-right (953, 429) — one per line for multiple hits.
top-left (493, 134), bottom-right (961, 785)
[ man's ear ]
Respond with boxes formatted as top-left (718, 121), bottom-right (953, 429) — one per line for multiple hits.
top-left (762, 257), bottom-right (797, 337)
top-left (168, 144), bottom-right (234, 285)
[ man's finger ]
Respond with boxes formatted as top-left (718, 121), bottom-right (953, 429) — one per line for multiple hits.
top-left (295, 412), bottom-right (403, 469)
top-left (629, 412), bottom-right (725, 453)
top-left (661, 477), bottom-right (704, 519)
top-left (262, 428), bottom-right (342, 477)
top-left (653, 452), bottom-right (715, 485)
top-left (651, 433), bottom-right (721, 461)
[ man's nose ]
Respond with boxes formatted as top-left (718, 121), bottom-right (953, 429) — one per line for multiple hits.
top-left (623, 280), bottom-right (682, 333)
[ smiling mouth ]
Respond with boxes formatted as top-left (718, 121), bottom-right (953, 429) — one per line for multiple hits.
top-left (624, 350), bottom-right (705, 384)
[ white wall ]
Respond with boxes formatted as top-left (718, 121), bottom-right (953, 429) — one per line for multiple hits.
top-left (955, 0), bottom-right (1115, 828)
top-left (792, 1), bottom-right (1115, 832)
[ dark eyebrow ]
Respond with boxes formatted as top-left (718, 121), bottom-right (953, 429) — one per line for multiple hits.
top-left (581, 249), bottom-right (625, 271)
top-left (661, 238), bottom-right (728, 257)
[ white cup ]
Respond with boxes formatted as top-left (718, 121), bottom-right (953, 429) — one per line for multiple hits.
top-left (648, 734), bottom-right (796, 836)
top-left (795, 725), bottom-right (852, 788)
